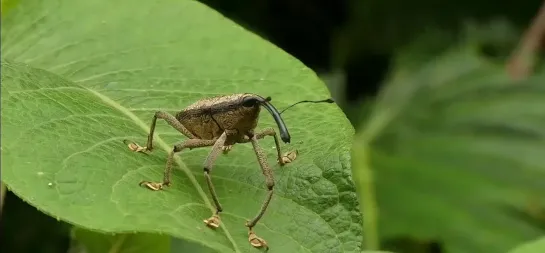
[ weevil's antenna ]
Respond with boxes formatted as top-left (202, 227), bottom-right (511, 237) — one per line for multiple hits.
top-left (279, 98), bottom-right (335, 114)
top-left (252, 96), bottom-right (335, 144)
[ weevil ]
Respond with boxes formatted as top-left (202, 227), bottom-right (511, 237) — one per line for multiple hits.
top-left (123, 93), bottom-right (334, 250)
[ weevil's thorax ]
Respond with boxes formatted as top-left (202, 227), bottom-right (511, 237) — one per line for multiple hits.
top-left (219, 101), bottom-right (260, 132)
top-left (176, 93), bottom-right (262, 140)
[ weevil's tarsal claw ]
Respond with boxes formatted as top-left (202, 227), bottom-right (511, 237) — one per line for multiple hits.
top-left (221, 145), bottom-right (233, 154)
top-left (248, 228), bottom-right (269, 251)
top-left (204, 214), bottom-right (221, 228)
top-left (279, 149), bottom-right (298, 164)
top-left (124, 140), bottom-right (148, 153)
top-left (139, 181), bottom-right (168, 191)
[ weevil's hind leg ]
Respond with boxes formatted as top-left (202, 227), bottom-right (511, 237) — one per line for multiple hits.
top-left (202, 132), bottom-right (228, 229)
top-left (254, 127), bottom-right (298, 165)
top-left (124, 111), bottom-right (197, 153)
top-left (244, 135), bottom-right (274, 250)
top-left (139, 138), bottom-right (215, 191)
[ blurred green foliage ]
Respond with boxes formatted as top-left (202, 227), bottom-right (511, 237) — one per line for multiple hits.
top-left (353, 45), bottom-right (545, 252)
top-left (508, 237), bottom-right (545, 253)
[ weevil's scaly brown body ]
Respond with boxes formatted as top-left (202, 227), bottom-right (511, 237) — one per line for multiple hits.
top-left (176, 94), bottom-right (260, 144)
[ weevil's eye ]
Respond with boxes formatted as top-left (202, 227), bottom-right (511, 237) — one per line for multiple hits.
top-left (242, 97), bottom-right (259, 107)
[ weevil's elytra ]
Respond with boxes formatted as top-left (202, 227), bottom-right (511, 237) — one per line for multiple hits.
top-left (123, 92), bottom-right (334, 250)
top-left (176, 94), bottom-right (262, 142)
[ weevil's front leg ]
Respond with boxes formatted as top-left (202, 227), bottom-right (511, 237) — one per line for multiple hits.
top-left (124, 111), bottom-right (197, 152)
top-left (254, 127), bottom-right (298, 165)
top-left (202, 132), bottom-right (228, 229)
top-left (139, 138), bottom-right (216, 191)
top-left (245, 134), bottom-right (275, 250)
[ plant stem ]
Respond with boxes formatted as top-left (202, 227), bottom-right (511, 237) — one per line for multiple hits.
top-left (1, 182), bottom-right (6, 216)
top-left (352, 109), bottom-right (396, 250)
top-left (108, 234), bottom-right (127, 253)
top-left (352, 141), bottom-right (379, 250)
top-left (506, 0), bottom-right (545, 79)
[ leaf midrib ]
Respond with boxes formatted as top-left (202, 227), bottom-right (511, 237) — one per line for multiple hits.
top-left (86, 87), bottom-right (241, 253)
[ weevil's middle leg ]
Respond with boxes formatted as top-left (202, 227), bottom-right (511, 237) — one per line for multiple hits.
top-left (139, 138), bottom-right (215, 191)
top-left (125, 111), bottom-right (197, 152)
top-left (244, 134), bottom-right (274, 250)
top-left (202, 132), bottom-right (228, 229)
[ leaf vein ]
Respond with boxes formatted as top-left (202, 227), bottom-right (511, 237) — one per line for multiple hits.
top-left (10, 86), bottom-right (87, 94)
top-left (1, 9), bottom-right (52, 57)
top-left (36, 42), bottom-right (178, 69)
top-left (102, 88), bottom-right (224, 96)
top-left (14, 114), bottom-right (135, 149)
top-left (73, 66), bottom-right (181, 83)
top-left (61, 136), bottom-right (130, 168)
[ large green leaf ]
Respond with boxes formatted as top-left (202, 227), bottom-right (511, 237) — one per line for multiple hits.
top-left (71, 228), bottom-right (170, 253)
top-left (353, 47), bottom-right (545, 252)
top-left (508, 237), bottom-right (545, 253)
top-left (0, 0), bottom-right (361, 252)
top-left (70, 229), bottom-right (227, 253)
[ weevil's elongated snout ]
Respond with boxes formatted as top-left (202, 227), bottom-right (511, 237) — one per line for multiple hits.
top-left (257, 96), bottom-right (291, 143)
top-left (254, 95), bottom-right (334, 144)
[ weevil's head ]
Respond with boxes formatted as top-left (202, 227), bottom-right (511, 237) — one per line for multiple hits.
top-left (241, 94), bottom-right (291, 143)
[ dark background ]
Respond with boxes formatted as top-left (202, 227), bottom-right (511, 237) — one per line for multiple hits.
top-left (1, 0), bottom-right (543, 252)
